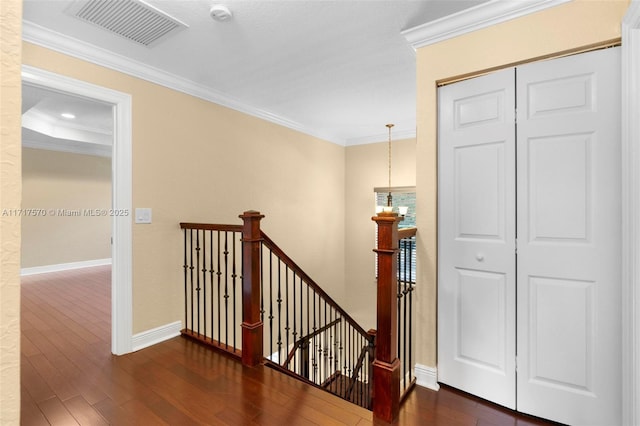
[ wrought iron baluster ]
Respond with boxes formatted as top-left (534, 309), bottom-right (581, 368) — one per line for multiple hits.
top-left (285, 265), bottom-right (290, 368)
top-left (306, 277), bottom-right (310, 379)
top-left (217, 230), bottom-right (222, 343)
top-left (223, 231), bottom-right (229, 349)
top-left (209, 230), bottom-right (215, 342)
top-left (189, 229), bottom-right (194, 332)
top-left (196, 230), bottom-right (201, 336)
top-left (232, 232), bottom-right (237, 350)
top-left (292, 270), bottom-right (297, 375)
top-left (260, 243), bottom-right (264, 323)
top-left (183, 229), bottom-right (188, 332)
top-left (269, 249), bottom-right (274, 359)
top-left (201, 230), bottom-right (207, 339)
top-left (312, 289), bottom-right (318, 383)
top-left (277, 260), bottom-right (282, 363)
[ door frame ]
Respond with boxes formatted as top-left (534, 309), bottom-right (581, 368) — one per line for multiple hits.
top-left (21, 65), bottom-right (133, 355)
top-left (621, 2), bottom-right (640, 425)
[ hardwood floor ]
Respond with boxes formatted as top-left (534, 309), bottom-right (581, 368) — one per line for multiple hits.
top-left (20, 266), bottom-right (558, 425)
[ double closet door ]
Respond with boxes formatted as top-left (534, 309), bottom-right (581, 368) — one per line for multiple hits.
top-left (437, 47), bottom-right (621, 426)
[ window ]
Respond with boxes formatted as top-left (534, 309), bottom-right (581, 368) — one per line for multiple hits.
top-left (374, 187), bottom-right (416, 283)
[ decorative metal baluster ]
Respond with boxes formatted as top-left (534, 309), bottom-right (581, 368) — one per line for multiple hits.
top-left (306, 278), bottom-right (310, 379)
top-left (223, 231), bottom-right (229, 349)
top-left (183, 229), bottom-right (188, 332)
top-left (332, 310), bottom-right (338, 375)
top-left (217, 230), bottom-right (222, 343)
top-left (329, 308), bottom-right (337, 382)
top-left (260, 243), bottom-right (264, 324)
top-left (209, 230), bottom-right (215, 342)
top-left (292, 270), bottom-right (297, 375)
top-left (312, 289), bottom-right (318, 383)
top-left (338, 316), bottom-right (343, 399)
top-left (196, 230), bottom-right (202, 336)
top-left (232, 232), bottom-right (237, 350)
top-left (319, 300), bottom-right (324, 383)
top-left (201, 230), bottom-right (207, 339)
top-left (189, 229), bottom-right (194, 333)
top-left (277, 260), bottom-right (282, 364)
top-left (269, 250), bottom-right (274, 359)
top-left (343, 320), bottom-right (348, 396)
top-left (348, 324), bottom-right (353, 397)
top-left (285, 265), bottom-right (290, 370)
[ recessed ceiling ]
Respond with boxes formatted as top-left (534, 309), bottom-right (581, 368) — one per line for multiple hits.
top-left (22, 84), bottom-right (113, 157)
top-left (22, 0), bottom-right (491, 145)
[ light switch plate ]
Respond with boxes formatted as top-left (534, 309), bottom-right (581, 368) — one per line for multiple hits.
top-left (135, 208), bottom-right (152, 224)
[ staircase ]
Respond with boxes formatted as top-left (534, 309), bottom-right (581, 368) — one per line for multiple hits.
top-left (180, 210), bottom-right (415, 422)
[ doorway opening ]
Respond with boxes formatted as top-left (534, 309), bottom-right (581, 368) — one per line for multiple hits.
top-left (21, 65), bottom-right (132, 355)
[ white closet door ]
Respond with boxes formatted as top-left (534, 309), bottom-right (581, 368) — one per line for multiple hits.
top-left (437, 68), bottom-right (516, 409)
top-left (516, 47), bottom-right (621, 425)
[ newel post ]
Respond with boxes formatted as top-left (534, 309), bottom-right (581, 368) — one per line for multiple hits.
top-left (240, 210), bottom-right (264, 367)
top-left (372, 211), bottom-right (402, 422)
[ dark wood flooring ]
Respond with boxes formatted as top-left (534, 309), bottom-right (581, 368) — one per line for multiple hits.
top-left (20, 266), bottom-right (558, 425)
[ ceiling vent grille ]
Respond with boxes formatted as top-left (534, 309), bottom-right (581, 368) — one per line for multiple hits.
top-left (69, 0), bottom-right (187, 47)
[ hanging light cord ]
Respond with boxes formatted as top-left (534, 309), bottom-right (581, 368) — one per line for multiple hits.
top-left (386, 123), bottom-right (394, 207)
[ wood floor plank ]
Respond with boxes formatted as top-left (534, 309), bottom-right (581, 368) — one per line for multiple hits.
top-left (20, 388), bottom-right (50, 426)
top-left (62, 395), bottom-right (109, 426)
top-left (21, 355), bottom-right (56, 403)
top-left (37, 397), bottom-right (80, 426)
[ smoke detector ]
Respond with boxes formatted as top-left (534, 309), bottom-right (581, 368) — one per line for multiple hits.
top-left (210, 4), bottom-right (232, 22)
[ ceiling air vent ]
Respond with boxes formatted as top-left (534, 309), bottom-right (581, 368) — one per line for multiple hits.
top-left (68, 0), bottom-right (188, 47)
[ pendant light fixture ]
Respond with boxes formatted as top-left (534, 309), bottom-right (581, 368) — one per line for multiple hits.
top-left (383, 123), bottom-right (394, 212)
top-left (376, 123), bottom-right (408, 217)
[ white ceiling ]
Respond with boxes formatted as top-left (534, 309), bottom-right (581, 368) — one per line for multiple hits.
top-left (22, 83), bottom-right (114, 156)
top-left (22, 0), bottom-right (492, 146)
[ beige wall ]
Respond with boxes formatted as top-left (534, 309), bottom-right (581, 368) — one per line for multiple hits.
top-left (415, 0), bottom-right (629, 368)
top-left (345, 138), bottom-right (416, 329)
top-left (23, 42), bottom-right (346, 334)
top-left (21, 149), bottom-right (111, 268)
top-left (0, 0), bottom-right (22, 423)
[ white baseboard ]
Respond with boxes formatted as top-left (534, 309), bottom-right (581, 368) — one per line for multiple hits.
top-left (21, 258), bottom-right (112, 276)
top-left (132, 321), bottom-right (182, 352)
top-left (415, 363), bottom-right (440, 391)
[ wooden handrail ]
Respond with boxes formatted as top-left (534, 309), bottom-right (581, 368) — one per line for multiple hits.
top-left (261, 231), bottom-right (372, 339)
top-left (282, 318), bottom-right (342, 368)
top-left (180, 222), bottom-right (243, 232)
top-left (346, 344), bottom-right (373, 399)
top-left (398, 227), bottom-right (417, 240)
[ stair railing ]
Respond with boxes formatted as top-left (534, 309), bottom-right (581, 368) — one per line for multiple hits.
top-left (181, 211), bottom-right (375, 410)
top-left (260, 231), bottom-right (375, 409)
top-left (180, 211), bottom-right (416, 419)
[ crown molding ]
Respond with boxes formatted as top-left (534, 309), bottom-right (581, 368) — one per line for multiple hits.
top-left (401, 0), bottom-right (572, 50)
top-left (346, 127), bottom-right (416, 147)
top-left (22, 21), bottom-right (345, 145)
